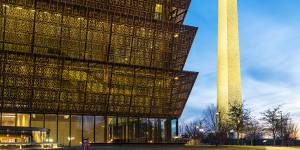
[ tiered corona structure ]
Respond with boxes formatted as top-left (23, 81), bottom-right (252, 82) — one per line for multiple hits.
top-left (0, 0), bottom-right (197, 146)
top-left (217, 0), bottom-right (242, 121)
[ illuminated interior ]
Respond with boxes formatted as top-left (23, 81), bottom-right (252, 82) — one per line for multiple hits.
top-left (0, 113), bottom-right (177, 146)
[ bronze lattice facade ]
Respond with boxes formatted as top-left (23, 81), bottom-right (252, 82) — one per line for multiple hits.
top-left (0, 0), bottom-right (197, 146)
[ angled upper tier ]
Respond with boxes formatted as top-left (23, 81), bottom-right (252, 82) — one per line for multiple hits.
top-left (0, 51), bottom-right (197, 118)
top-left (4, 0), bottom-right (191, 24)
top-left (1, 0), bottom-right (197, 71)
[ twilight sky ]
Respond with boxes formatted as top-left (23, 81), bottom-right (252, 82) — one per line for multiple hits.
top-left (181, 0), bottom-right (300, 123)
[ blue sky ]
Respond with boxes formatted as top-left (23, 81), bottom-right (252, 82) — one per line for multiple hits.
top-left (181, 0), bottom-right (300, 123)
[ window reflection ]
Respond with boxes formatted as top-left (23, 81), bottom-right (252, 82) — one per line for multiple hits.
top-left (83, 116), bottom-right (94, 142)
top-left (1, 113), bottom-right (16, 126)
top-left (45, 114), bottom-right (57, 142)
top-left (95, 116), bottom-right (105, 143)
top-left (31, 114), bottom-right (44, 128)
top-left (58, 115), bottom-right (70, 146)
top-left (71, 115), bottom-right (82, 146)
top-left (154, 4), bottom-right (163, 20)
top-left (0, 113), bottom-right (176, 144)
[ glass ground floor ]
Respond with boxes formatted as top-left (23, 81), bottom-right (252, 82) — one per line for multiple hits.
top-left (0, 113), bottom-right (178, 146)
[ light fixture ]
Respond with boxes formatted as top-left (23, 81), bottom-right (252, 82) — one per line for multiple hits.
top-left (16, 7), bottom-right (23, 10)
top-left (67, 136), bottom-right (75, 141)
top-left (174, 33), bottom-right (179, 38)
top-left (64, 115), bottom-right (69, 119)
top-left (174, 76), bottom-right (179, 80)
top-left (3, 4), bottom-right (10, 8)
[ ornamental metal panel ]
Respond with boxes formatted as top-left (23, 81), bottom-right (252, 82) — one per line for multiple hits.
top-left (0, 0), bottom-right (198, 118)
top-left (0, 51), bottom-right (197, 118)
top-left (1, 1), bottom-right (196, 71)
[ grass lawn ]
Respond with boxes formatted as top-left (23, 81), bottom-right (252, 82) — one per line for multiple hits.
top-left (64, 145), bottom-right (299, 150)
top-left (187, 145), bottom-right (266, 150)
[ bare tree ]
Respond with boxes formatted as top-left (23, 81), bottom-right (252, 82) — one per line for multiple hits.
top-left (178, 118), bottom-right (186, 136)
top-left (283, 118), bottom-right (299, 146)
top-left (217, 120), bottom-right (231, 145)
top-left (261, 105), bottom-right (287, 146)
top-left (184, 120), bottom-right (205, 140)
top-left (244, 117), bottom-right (263, 145)
top-left (203, 104), bottom-right (217, 132)
top-left (202, 104), bottom-right (231, 145)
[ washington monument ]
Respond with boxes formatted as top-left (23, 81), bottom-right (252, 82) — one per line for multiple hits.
top-left (217, 0), bottom-right (242, 120)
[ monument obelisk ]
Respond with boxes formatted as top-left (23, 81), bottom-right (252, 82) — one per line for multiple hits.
top-left (217, 0), bottom-right (242, 121)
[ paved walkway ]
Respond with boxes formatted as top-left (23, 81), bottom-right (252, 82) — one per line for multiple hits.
top-left (265, 147), bottom-right (298, 150)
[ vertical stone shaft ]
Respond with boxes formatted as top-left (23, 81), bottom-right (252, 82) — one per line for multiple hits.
top-left (217, 0), bottom-right (242, 120)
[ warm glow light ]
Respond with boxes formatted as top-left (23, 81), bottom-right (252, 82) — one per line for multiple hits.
top-left (155, 4), bottom-right (163, 14)
top-left (2, 115), bottom-right (16, 118)
top-left (67, 136), bottom-right (75, 141)
top-left (174, 33), bottom-right (179, 38)
top-left (3, 4), bottom-right (10, 8)
top-left (64, 115), bottom-right (69, 119)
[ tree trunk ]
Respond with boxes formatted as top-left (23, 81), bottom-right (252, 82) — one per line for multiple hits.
top-left (273, 131), bottom-right (276, 146)
top-left (237, 131), bottom-right (240, 145)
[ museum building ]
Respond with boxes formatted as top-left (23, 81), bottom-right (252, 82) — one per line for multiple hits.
top-left (0, 0), bottom-right (197, 146)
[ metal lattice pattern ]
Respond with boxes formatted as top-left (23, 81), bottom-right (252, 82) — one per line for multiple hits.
top-left (0, 0), bottom-right (198, 118)
top-left (4, 0), bottom-right (191, 24)
top-left (0, 51), bottom-right (197, 118)
top-left (1, 1), bottom-right (196, 71)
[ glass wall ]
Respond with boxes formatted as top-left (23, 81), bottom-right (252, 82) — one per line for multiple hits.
top-left (117, 117), bottom-right (127, 142)
top-left (1, 113), bottom-right (16, 126)
top-left (160, 119), bottom-right (166, 143)
top-left (31, 114), bottom-right (44, 128)
top-left (139, 118), bottom-right (148, 143)
top-left (127, 118), bottom-right (137, 142)
top-left (83, 116), bottom-right (94, 142)
top-left (71, 115), bottom-right (82, 146)
top-left (58, 115), bottom-right (70, 146)
top-left (148, 119), bottom-right (156, 143)
top-left (171, 119), bottom-right (178, 138)
top-left (0, 113), bottom-right (176, 144)
top-left (95, 116), bottom-right (105, 143)
top-left (107, 117), bottom-right (116, 142)
top-left (45, 114), bottom-right (57, 142)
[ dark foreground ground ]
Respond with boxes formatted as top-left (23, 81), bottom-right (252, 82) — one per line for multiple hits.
top-left (62, 144), bottom-right (300, 150)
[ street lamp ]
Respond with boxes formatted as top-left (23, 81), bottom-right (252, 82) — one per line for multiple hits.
top-left (215, 112), bottom-right (221, 146)
top-left (215, 112), bottom-right (221, 132)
